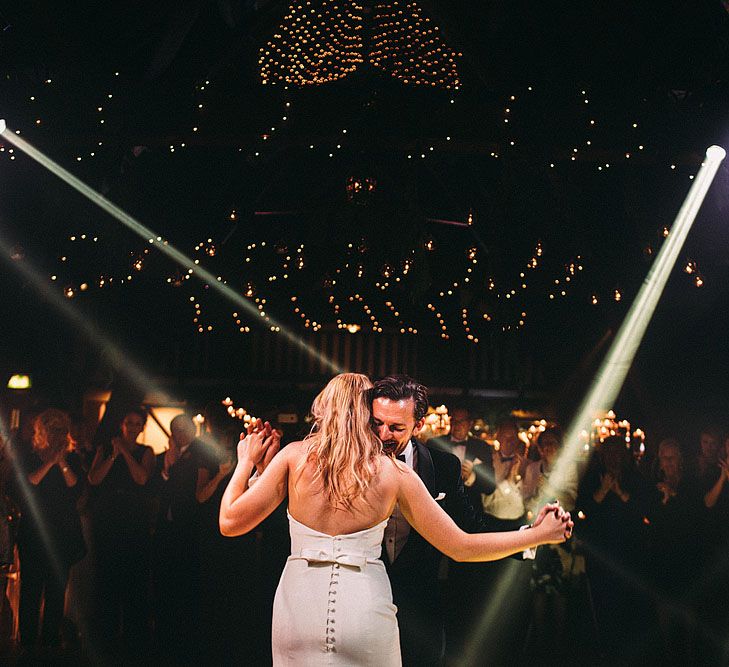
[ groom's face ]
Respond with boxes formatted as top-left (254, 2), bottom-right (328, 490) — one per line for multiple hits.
top-left (372, 397), bottom-right (425, 457)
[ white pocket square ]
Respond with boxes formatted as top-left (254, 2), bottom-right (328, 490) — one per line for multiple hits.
top-left (434, 492), bottom-right (446, 501)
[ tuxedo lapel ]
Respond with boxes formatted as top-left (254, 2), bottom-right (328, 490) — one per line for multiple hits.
top-left (414, 440), bottom-right (437, 497)
top-left (465, 439), bottom-right (481, 461)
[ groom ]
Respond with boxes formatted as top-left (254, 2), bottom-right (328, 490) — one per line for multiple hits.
top-left (370, 375), bottom-right (564, 666)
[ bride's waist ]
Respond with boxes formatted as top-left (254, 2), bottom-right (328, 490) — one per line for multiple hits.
top-left (288, 543), bottom-right (383, 568)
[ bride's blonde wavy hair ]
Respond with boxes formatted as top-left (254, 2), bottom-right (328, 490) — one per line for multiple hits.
top-left (305, 373), bottom-right (383, 511)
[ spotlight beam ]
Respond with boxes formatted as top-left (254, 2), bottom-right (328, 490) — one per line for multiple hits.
top-left (0, 122), bottom-right (342, 375)
top-left (459, 146), bottom-right (725, 662)
top-left (0, 231), bottom-right (238, 564)
top-left (0, 232), bottom-right (173, 402)
top-left (0, 230), bottom-right (244, 461)
top-left (548, 145), bottom-right (725, 499)
top-left (0, 411), bottom-right (73, 607)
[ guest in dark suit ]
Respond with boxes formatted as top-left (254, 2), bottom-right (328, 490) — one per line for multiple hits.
top-left (371, 377), bottom-right (564, 667)
top-left (428, 406), bottom-right (495, 516)
top-left (152, 414), bottom-right (217, 664)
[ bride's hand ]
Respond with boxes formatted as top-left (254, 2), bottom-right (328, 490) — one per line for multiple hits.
top-left (246, 418), bottom-right (262, 436)
top-left (237, 422), bottom-right (277, 467)
top-left (534, 509), bottom-right (572, 545)
top-left (532, 501), bottom-right (561, 528)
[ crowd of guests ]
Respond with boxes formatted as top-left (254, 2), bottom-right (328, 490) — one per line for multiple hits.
top-left (0, 403), bottom-right (282, 665)
top-left (433, 416), bottom-right (729, 666)
top-left (0, 399), bottom-right (728, 666)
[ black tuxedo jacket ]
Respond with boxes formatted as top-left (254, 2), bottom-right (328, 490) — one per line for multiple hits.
top-left (383, 439), bottom-right (490, 665)
top-left (428, 435), bottom-right (496, 509)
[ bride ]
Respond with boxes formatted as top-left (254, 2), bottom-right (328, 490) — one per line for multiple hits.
top-left (219, 373), bottom-right (571, 665)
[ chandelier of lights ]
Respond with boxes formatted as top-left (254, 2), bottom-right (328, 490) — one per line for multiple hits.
top-left (260, 1), bottom-right (461, 89)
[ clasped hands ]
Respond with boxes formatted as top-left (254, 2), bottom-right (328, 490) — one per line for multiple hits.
top-left (532, 500), bottom-right (574, 543)
top-left (111, 436), bottom-right (133, 461)
top-left (656, 481), bottom-right (677, 505)
top-left (597, 472), bottom-right (630, 503)
top-left (237, 418), bottom-right (282, 474)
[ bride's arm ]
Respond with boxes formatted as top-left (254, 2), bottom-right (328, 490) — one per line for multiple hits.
top-left (219, 431), bottom-right (289, 536)
top-left (396, 465), bottom-right (570, 562)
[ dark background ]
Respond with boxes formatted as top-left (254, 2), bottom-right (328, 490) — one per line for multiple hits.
top-left (1, 1), bottom-right (728, 439)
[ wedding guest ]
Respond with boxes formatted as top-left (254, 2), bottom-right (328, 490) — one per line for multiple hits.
top-left (432, 406), bottom-right (497, 665)
top-left (694, 431), bottom-right (729, 664)
top-left (522, 427), bottom-right (578, 512)
top-left (646, 438), bottom-right (703, 665)
top-left (428, 406), bottom-right (495, 510)
top-left (696, 426), bottom-right (722, 485)
top-left (153, 413), bottom-right (218, 664)
top-left (482, 419), bottom-right (527, 530)
top-left (195, 402), bottom-right (250, 664)
top-left (577, 435), bottom-right (649, 660)
top-left (12, 409), bottom-right (85, 649)
top-left (703, 433), bottom-right (729, 514)
top-left (522, 427), bottom-right (581, 663)
top-left (87, 408), bottom-right (155, 656)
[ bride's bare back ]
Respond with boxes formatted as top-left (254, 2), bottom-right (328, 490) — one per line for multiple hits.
top-left (286, 441), bottom-right (402, 536)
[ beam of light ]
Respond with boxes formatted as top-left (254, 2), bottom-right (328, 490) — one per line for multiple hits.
top-left (0, 231), bottom-right (239, 462)
top-left (458, 146), bottom-right (725, 664)
top-left (0, 231), bottom-right (171, 403)
top-left (459, 559), bottom-right (532, 665)
top-left (0, 413), bottom-right (72, 636)
top-left (548, 144), bottom-right (725, 501)
top-left (0, 122), bottom-right (341, 375)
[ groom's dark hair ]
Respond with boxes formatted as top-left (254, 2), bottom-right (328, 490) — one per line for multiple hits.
top-left (372, 375), bottom-right (429, 422)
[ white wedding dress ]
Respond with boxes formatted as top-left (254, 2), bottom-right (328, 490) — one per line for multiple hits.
top-left (272, 511), bottom-right (401, 666)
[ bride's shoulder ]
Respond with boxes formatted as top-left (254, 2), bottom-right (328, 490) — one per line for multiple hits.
top-left (281, 439), bottom-right (309, 463)
top-left (286, 440), bottom-right (306, 451)
top-left (284, 440), bottom-right (307, 453)
top-left (377, 454), bottom-right (413, 479)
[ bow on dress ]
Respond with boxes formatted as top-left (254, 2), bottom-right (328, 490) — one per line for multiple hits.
top-left (299, 547), bottom-right (370, 569)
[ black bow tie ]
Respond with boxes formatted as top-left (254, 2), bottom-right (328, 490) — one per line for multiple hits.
top-left (396, 454), bottom-right (406, 462)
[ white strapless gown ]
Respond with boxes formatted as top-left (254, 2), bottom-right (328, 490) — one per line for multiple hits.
top-left (272, 511), bottom-right (401, 666)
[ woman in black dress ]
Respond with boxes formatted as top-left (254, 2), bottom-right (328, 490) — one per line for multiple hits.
top-left (87, 408), bottom-right (155, 655)
top-left (577, 435), bottom-right (650, 661)
top-left (13, 408), bottom-right (85, 649)
top-left (646, 438), bottom-right (704, 664)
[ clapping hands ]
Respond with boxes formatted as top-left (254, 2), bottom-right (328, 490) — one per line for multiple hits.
top-left (508, 454), bottom-right (525, 483)
top-left (460, 459), bottom-right (474, 483)
top-left (595, 472), bottom-right (630, 503)
top-left (656, 481), bottom-right (677, 505)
